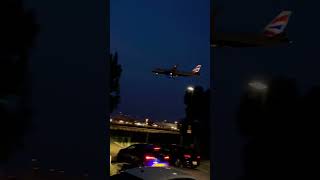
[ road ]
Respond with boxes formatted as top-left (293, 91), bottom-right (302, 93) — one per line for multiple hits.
top-left (110, 142), bottom-right (210, 179)
top-left (175, 161), bottom-right (210, 180)
top-left (110, 161), bottom-right (210, 180)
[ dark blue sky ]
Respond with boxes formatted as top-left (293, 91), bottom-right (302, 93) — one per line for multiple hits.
top-left (110, 0), bottom-right (210, 121)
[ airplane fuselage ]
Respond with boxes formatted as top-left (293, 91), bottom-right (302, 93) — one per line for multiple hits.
top-left (212, 32), bottom-right (291, 47)
top-left (152, 66), bottom-right (200, 78)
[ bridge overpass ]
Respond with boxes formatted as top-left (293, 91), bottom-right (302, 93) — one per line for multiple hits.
top-left (110, 122), bottom-right (181, 159)
top-left (110, 122), bottom-right (180, 135)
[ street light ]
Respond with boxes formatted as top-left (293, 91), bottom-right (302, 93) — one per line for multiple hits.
top-left (248, 81), bottom-right (268, 91)
top-left (174, 121), bottom-right (179, 129)
top-left (248, 80), bottom-right (268, 104)
top-left (187, 86), bottom-right (194, 92)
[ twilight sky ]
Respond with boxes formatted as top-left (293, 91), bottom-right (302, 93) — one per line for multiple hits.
top-left (110, 0), bottom-right (210, 122)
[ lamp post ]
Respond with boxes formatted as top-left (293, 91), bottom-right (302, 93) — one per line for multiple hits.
top-left (183, 86), bottom-right (195, 146)
top-left (187, 86), bottom-right (194, 92)
top-left (187, 86), bottom-right (195, 120)
top-left (248, 80), bottom-right (268, 103)
top-left (248, 81), bottom-right (268, 91)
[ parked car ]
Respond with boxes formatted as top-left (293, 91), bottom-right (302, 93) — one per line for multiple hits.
top-left (161, 144), bottom-right (200, 169)
top-left (110, 166), bottom-right (196, 180)
top-left (117, 144), bottom-right (170, 167)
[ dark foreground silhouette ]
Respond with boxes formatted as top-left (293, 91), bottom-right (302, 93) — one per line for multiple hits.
top-left (0, 0), bottom-right (38, 171)
top-left (237, 76), bottom-right (319, 179)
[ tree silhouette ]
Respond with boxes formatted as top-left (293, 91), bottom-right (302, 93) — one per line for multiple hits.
top-left (298, 86), bottom-right (320, 177)
top-left (237, 76), bottom-right (300, 180)
top-left (110, 52), bottom-right (122, 113)
top-left (0, 0), bottom-right (38, 166)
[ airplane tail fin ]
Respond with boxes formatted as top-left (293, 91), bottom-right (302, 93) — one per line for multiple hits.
top-left (263, 11), bottom-right (292, 37)
top-left (192, 65), bottom-right (202, 74)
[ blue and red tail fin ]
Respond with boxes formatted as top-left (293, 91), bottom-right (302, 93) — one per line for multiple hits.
top-left (263, 11), bottom-right (292, 37)
top-left (192, 65), bottom-right (202, 74)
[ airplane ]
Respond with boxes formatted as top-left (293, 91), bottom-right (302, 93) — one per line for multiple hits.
top-left (211, 10), bottom-right (293, 48)
top-left (152, 65), bottom-right (202, 78)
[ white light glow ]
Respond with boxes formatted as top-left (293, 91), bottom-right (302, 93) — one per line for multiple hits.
top-left (187, 86), bottom-right (194, 92)
top-left (135, 122), bottom-right (143, 126)
top-left (248, 81), bottom-right (268, 91)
